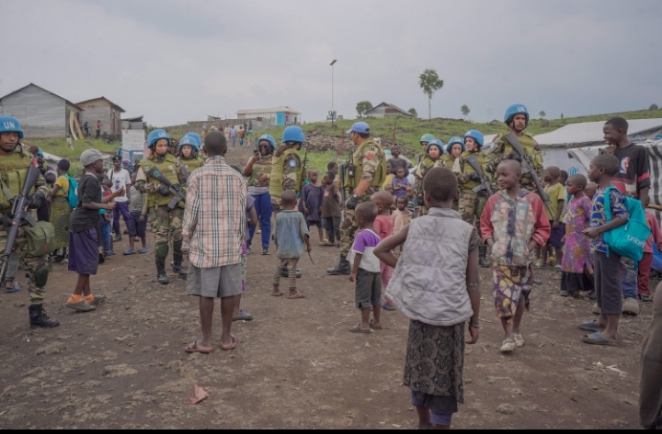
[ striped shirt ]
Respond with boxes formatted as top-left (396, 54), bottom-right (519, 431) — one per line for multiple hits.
top-left (182, 156), bottom-right (246, 268)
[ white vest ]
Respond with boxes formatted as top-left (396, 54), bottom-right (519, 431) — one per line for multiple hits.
top-left (386, 207), bottom-right (474, 326)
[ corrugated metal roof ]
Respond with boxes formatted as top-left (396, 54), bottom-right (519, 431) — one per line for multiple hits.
top-left (535, 118), bottom-right (662, 146)
top-left (365, 102), bottom-right (413, 116)
top-left (236, 106), bottom-right (301, 115)
top-left (0, 83), bottom-right (83, 111)
top-left (76, 96), bottom-right (126, 113)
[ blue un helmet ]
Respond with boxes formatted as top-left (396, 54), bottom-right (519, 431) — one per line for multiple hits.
top-left (446, 136), bottom-right (465, 154)
top-left (0, 116), bottom-right (24, 139)
top-left (183, 132), bottom-right (202, 148)
top-left (504, 104), bottom-right (529, 125)
top-left (463, 130), bottom-right (484, 149)
top-left (177, 135), bottom-right (200, 152)
top-left (426, 139), bottom-right (445, 155)
top-left (257, 134), bottom-right (276, 150)
top-left (147, 129), bottom-right (171, 149)
top-left (282, 126), bottom-right (305, 144)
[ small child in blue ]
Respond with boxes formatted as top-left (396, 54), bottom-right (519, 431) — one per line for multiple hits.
top-left (348, 201), bottom-right (382, 333)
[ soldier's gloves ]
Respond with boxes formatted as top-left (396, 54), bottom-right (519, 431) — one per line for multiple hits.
top-left (345, 194), bottom-right (359, 210)
top-left (468, 173), bottom-right (482, 182)
top-left (26, 193), bottom-right (44, 209)
top-left (417, 196), bottom-right (425, 207)
top-left (158, 185), bottom-right (171, 196)
top-left (0, 214), bottom-right (13, 231)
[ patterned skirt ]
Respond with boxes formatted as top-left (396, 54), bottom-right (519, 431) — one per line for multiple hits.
top-left (403, 320), bottom-right (465, 409)
top-left (50, 196), bottom-right (71, 250)
top-left (492, 264), bottom-right (533, 320)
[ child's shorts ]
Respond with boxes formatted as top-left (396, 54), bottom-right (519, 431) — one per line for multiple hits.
top-left (355, 268), bottom-right (382, 309)
top-left (307, 220), bottom-right (322, 228)
top-left (410, 390), bottom-right (454, 426)
top-left (127, 211), bottom-right (147, 238)
top-left (547, 221), bottom-right (565, 248)
top-left (68, 228), bottom-right (99, 275)
top-left (593, 250), bottom-right (622, 315)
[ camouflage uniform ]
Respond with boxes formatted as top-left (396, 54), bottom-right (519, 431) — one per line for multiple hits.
top-left (339, 139), bottom-right (386, 256)
top-left (414, 155), bottom-right (440, 216)
top-left (269, 146), bottom-right (303, 213)
top-left (179, 156), bottom-right (204, 186)
top-left (485, 131), bottom-right (543, 193)
top-left (0, 146), bottom-right (51, 305)
top-left (457, 150), bottom-right (491, 236)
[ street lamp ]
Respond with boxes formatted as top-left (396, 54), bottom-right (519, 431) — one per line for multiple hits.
top-left (330, 59), bottom-right (337, 126)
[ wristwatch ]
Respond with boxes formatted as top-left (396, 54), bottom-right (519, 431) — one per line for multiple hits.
top-left (469, 322), bottom-right (480, 329)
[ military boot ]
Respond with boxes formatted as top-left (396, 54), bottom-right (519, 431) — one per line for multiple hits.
top-left (327, 254), bottom-right (351, 275)
top-left (156, 259), bottom-right (169, 284)
top-left (478, 245), bottom-right (491, 268)
top-left (172, 253), bottom-right (188, 277)
top-left (29, 304), bottom-right (59, 329)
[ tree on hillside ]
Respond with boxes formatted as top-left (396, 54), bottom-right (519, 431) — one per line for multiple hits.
top-left (418, 69), bottom-right (444, 120)
top-left (539, 111), bottom-right (546, 118)
top-left (356, 101), bottom-right (373, 117)
top-left (461, 105), bottom-right (470, 117)
top-left (650, 104), bottom-right (659, 111)
top-left (408, 108), bottom-right (418, 117)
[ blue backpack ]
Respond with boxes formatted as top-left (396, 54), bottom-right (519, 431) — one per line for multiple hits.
top-left (603, 186), bottom-right (651, 261)
top-left (61, 174), bottom-right (79, 209)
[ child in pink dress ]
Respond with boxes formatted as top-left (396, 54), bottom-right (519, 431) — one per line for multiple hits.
top-left (372, 191), bottom-right (396, 310)
top-left (560, 174), bottom-right (593, 298)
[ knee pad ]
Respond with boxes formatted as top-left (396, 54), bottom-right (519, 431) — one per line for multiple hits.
top-left (155, 242), bottom-right (169, 260)
top-left (32, 264), bottom-right (50, 288)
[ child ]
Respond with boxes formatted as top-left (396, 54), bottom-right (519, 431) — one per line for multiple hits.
top-left (48, 159), bottom-right (73, 263)
top-left (639, 280), bottom-right (662, 429)
top-left (66, 150), bottom-right (116, 312)
top-left (234, 193), bottom-right (258, 321)
top-left (405, 185), bottom-right (417, 216)
top-left (391, 167), bottom-right (410, 200)
top-left (374, 167), bottom-right (480, 429)
top-left (321, 171), bottom-right (341, 247)
top-left (537, 166), bottom-right (565, 268)
top-left (639, 211), bottom-right (662, 302)
top-left (124, 172), bottom-right (149, 255)
top-left (560, 174), bottom-right (593, 298)
top-left (382, 161), bottom-right (394, 189)
top-left (480, 159), bottom-right (550, 353)
top-left (392, 196), bottom-right (412, 254)
top-left (301, 169), bottom-right (325, 244)
top-left (348, 201), bottom-right (382, 333)
top-left (371, 191), bottom-right (395, 311)
top-left (585, 182), bottom-right (598, 200)
top-left (579, 154), bottom-right (629, 346)
top-left (272, 190), bottom-right (310, 299)
top-left (99, 175), bottom-right (114, 257)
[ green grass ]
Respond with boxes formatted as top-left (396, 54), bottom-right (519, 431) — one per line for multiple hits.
top-left (21, 137), bottom-right (120, 160)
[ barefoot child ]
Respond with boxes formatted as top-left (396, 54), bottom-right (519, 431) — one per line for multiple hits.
top-left (66, 150), bottom-right (115, 312)
top-left (371, 191), bottom-right (395, 311)
top-left (321, 171), bottom-right (342, 247)
top-left (348, 201), bottom-right (382, 333)
top-left (579, 154), bottom-right (629, 346)
top-left (124, 172), bottom-right (149, 255)
top-left (374, 167), bottom-right (480, 429)
top-left (480, 159), bottom-right (550, 353)
top-left (301, 169), bottom-right (325, 244)
top-left (272, 190), bottom-right (310, 299)
top-left (560, 174), bottom-right (593, 298)
top-left (391, 167), bottom-right (409, 200)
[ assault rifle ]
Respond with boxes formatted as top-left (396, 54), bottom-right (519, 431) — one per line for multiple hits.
top-left (466, 156), bottom-right (495, 196)
top-left (0, 162), bottom-right (40, 283)
top-left (146, 166), bottom-right (186, 210)
top-left (504, 132), bottom-right (552, 215)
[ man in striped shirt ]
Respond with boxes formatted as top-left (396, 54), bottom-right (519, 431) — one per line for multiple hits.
top-left (182, 131), bottom-right (247, 353)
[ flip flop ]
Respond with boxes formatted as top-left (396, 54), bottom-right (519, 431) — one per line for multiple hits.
top-left (220, 334), bottom-right (237, 351)
top-left (232, 310), bottom-right (254, 321)
top-left (349, 323), bottom-right (373, 334)
top-left (123, 249), bottom-right (135, 256)
top-left (581, 332), bottom-right (617, 346)
top-left (579, 320), bottom-right (602, 332)
top-left (287, 291), bottom-right (305, 299)
top-left (369, 320), bottom-right (382, 330)
top-left (138, 247), bottom-right (149, 254)
top-left (3, 281), bottom-right (20, 293)
top-left (184, 340), bottom-right (214, 354)
top-left (381, 303), bottom-right (396, 311)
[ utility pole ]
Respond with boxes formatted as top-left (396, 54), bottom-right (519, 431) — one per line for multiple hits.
top-left (330, 59), bottom-right (337, 127)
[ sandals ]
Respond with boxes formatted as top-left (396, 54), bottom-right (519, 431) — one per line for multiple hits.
top-left (138, 247), bottom-right (149, 254)
top-left (123, 249), bottom-right (135, 256)
top-left (369, 320), bottom-right (382, 330)
top-left (184, 340), bottom-right (214, 354)
top-left (513, 334), bottom-right (525, 348)
top-left (220, 334), bottom-right (237, 351)
top-left (349, 323), bottom-right (373, 334)
top-left (581, 332), bottom-right (617, 346)
top-left (381, 303), bottom-right (396, 311)
top-left (232, 310), bottom-right (254, 321)
top-left (3, 281), bottom-right (20, 293)
top-left (579, 320), bottom-right (602, 333)
top-left (500, 339), bottom-right (516, 353)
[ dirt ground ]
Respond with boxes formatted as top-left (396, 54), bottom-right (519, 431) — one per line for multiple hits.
top-left (0, 145), bottom-right (655, 429)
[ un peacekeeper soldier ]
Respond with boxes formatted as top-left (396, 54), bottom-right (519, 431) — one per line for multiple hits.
top-left (419, 133), bottom-right (435, 154)
top-left (269, 126), bottom-right (306, 214)
top-left (486, 104), bottom-right (543, 193)
top-left (457, 129), bottom-right (491, 268)
top-left (177, 134), bottom-right (204, 183)
top-left (135, 129), bottom-right (188, 284)
top-left (414, 138), bottom-right (444, 215)
top-left (0, 116), bottom-right (58, 328)
top-left (327, 121), bottom-right (386, 275)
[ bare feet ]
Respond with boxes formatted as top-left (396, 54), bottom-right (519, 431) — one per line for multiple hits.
top-left (271, 287), bottom-right (285, 297)
top-left (287, 290), bottom-right (305, 299)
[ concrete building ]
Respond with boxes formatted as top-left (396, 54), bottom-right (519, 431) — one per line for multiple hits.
top-left (236, 106), bottom-right (301, 126)
top-left (364, 102), bottom-right (414, 118)
top-left (0, 83), bottom-right (83, 138)
top-left (77, 97), bottom-right (126, 137)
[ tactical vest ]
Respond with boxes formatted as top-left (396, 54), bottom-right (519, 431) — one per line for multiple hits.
top-left (180, 157), bottom-right (203, 178)
top-left (141, 154), bottom-right (182, 208)
top-left (438, 154), bottom-right (453, 169)
top-left (269, 148), bottom-right (301, 198)
top-left (459, 150), bottom-right (489, 190)
top-left (0, 147), bottom-right (36, 214)
top-left (248, 157), bottom-right (273, 188)
top-left (345, 140), bottom-right (386, 189)
top-left (498, 131), bottom-right (543, 170)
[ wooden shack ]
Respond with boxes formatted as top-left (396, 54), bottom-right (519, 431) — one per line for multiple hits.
top-left (77, 97), bottom-right (125, 136)
top-left (0, 83), bottom-right (83, 138)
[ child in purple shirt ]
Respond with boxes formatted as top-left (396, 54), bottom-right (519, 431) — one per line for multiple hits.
top-left (391, 167), bottom-right (410, 199)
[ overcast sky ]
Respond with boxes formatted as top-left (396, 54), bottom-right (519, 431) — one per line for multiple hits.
top-left (2, 0), bottom-right (661, 126)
